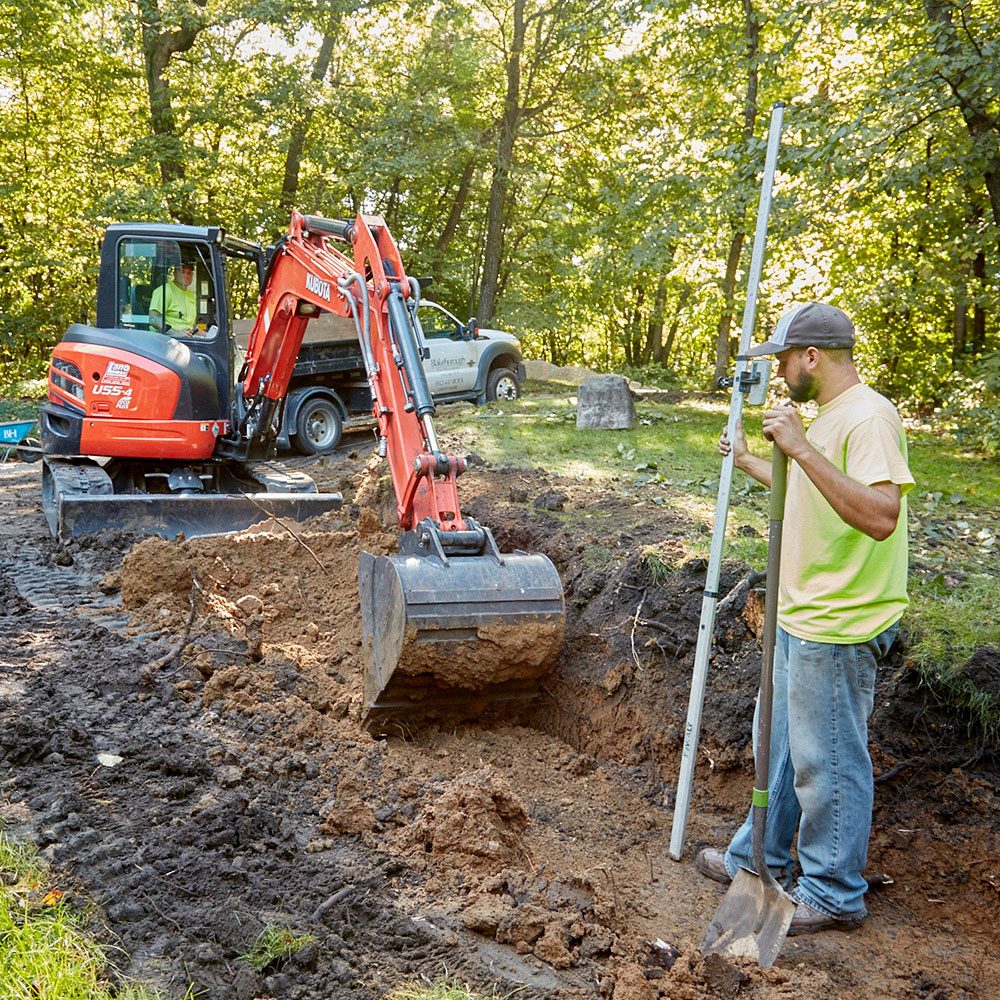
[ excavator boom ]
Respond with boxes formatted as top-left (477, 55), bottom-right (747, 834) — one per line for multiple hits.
top-left (270, 213), bottom-right (564, 725)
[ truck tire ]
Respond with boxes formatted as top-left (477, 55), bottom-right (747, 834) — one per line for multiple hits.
top-left (294, 397), bottom-right (343, 455)
top-left (486, 367), bottom-right (521, 402)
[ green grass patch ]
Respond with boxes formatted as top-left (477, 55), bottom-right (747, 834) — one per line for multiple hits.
top-left (0, 828), bottom-right (194, 1000)
top-left (907, 432), bottom-right (1000, 509)
top-left (582, 544), bottom-right (614, 567)
top-left (907, 572), bottom-right (1000, 742)
top-left (385, 979), bottom-right (511, 1000)
top-left (239, 923), bottom-right (316, 972)
top-left (640, 545), bottom-right (682, 586)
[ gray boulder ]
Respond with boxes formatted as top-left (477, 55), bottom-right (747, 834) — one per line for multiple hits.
top-left (576, 375), bottom-right (636, 430)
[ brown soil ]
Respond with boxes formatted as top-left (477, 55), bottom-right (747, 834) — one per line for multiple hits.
top-left (0, 417), bottom-right (998, 1000)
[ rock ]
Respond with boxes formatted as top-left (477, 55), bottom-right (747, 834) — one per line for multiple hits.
top-left (534, 923), bottom-right (573, 969)
top-left (533, 490), bottom-right (567, 511)
top-left (496, 903), bottom-right (551, 946)
top-left (576, 376), bottom-right (636, 431)
top-left (701, 952), bottom-right (749, 997)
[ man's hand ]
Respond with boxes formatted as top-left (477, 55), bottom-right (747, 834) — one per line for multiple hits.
top-left (718, 419), bottom-right (750, 463)
top-left (761, 405), bottom-right (810, 461)
top-left (719, 418), bottom-right (771, 487)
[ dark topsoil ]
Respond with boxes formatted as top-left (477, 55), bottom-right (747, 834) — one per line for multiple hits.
top-left (0, 441), bottom-right (997, 1000)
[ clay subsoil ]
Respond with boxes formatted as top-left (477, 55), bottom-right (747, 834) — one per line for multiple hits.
top-left (0, 421), bottom-right (998, 1000)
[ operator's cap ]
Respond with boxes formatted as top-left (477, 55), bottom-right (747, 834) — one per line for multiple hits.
top-left (745, 302), bottom-right (855, 357)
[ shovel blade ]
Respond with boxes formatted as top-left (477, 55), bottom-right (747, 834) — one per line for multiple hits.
top-left (701, 868), bottom-right (796, 967)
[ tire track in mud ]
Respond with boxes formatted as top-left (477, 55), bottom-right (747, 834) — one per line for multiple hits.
top-left (0, 521), bottom-right (589, 998)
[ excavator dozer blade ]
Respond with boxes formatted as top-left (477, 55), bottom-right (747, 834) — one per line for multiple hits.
top-left (49, 492), bottom-right (343, 541)
top-left (359, 548), bottom-right (565, 726)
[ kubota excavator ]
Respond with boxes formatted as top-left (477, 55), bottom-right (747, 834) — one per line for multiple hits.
top-left (41, 211), bottom-right (565, 721)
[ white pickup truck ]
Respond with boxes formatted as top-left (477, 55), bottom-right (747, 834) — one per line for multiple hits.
top-left (418, 300), bottom-right (525, 405)
top-left (236, 300), bottom-right (526, 455)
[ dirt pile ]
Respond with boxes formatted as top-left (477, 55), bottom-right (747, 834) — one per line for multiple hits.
top-left (407, 767), bottom-right (530, 868)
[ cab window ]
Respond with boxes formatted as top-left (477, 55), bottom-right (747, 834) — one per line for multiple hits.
top-left (116, 238), bottom-right (217, 338)
top-left (419, 302), bottom-right (465, 340)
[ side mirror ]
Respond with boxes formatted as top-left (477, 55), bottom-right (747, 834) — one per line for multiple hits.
top-left (467, 317), bottom-right (479, 339)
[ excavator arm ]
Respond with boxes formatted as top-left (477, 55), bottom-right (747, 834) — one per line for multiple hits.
top-left (232, 211), bottom-right (469, 539)
top-left (233, 210), bottom-right (565, 727)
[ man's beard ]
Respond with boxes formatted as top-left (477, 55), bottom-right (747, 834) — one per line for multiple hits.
top-left (786, 371), bottom-right (818, 403)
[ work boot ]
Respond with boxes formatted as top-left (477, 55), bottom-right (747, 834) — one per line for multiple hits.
top-left (787, 899), bottom-right (867, 936)
top-left (694, 848), bottom-right (731, 884)
top-left (694, 848), bottom-right (790, 887)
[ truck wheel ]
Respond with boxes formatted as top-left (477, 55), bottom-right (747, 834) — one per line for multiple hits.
top-left (294, 397), bottom-right (343, 455)
top-left (486, 367), bottom-right (521, 401)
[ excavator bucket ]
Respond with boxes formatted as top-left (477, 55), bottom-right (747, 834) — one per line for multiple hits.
top-left (359, 547), bottom-right (565, 726)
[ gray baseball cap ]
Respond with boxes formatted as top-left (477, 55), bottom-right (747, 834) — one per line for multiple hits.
top-left (745, 302), bottom-right (856, 357)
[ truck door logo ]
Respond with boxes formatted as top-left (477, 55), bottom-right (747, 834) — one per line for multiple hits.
top-left (305, 273), bottom-right (331, 301)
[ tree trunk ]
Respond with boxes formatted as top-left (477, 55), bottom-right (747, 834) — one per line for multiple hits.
top-left (714, 231), bottom-right (746, 383)
top-left (713, 0), bottom-right (760, 387)
top-left (647, 275), bottom-right (668, 364)
top-left (279, 33), bottom-right (335, 219)
top-left (972, 250), bottom-right (987, 354)
top-left (952, 290), bottom-right (968, 362)
top-left (432, 160), bottom-right (476, 287)
top-left (662, 285), bottom-right (691, 366)
top-left (477, 0), bottom-right (524, 325)
top-left (625, 285), bottom-right (644, 366)
top-left (138, 0), bottom-right (206, 223)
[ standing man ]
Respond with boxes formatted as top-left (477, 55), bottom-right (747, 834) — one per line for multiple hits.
top-left (696, 302), bottom-right (913, 935)
top-left (150, 261), bottom-right (197, 334)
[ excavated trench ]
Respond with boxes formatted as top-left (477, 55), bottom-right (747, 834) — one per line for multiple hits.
top-left (1, 454), bottom-right (998, 1000)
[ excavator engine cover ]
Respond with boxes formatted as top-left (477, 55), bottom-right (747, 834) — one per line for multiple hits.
top-left (359, 543), bottom-right (564, 725)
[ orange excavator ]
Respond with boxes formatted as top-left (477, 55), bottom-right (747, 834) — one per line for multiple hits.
top-left (41, 211), bottom-right (564, 720)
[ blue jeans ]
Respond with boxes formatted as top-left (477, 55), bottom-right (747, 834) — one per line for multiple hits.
top-left (723, 623), bottom-right (898, 918)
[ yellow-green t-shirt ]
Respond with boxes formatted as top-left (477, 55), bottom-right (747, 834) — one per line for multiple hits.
top-left (779, 382), bottom-right (914, 644)
top-left (151, 279), bottom-right (196, 331)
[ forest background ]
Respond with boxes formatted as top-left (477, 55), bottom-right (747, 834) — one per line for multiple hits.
top-left (1, 0), bottom-right (998, 451)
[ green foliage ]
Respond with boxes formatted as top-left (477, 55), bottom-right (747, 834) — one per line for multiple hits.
top-left (239, 923), bottom-right (316, 972)
top-left (620, 363), bottom-right (680, 390)
top-left (934, 351), bottom-right (1000, 455)
top-left (0, 0), bottom-right (997, 411)
top-left (907, 573), bottom-right (1000, 742)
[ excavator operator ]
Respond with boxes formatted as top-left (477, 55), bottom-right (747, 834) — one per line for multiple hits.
top-left (149, 261), bottom-right (197, 334)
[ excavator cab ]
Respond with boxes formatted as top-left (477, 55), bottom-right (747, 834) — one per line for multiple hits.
top-left (40, 223), bottom-right (343, 539)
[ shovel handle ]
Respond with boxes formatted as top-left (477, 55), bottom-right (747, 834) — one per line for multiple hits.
top-left (751, 445), bottom-right (788, 878)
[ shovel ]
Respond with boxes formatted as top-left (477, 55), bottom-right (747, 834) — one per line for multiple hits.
top-left (702, 443), bottom-right (796, 966)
